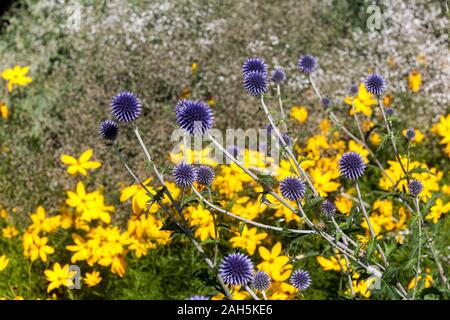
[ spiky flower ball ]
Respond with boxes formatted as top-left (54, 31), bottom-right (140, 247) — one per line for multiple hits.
top-left (364, 74), bottom-right (386, 96)
top-left (252, 271), bottom-right (271, 292)
top-left (175, 99), bottom-right (188, 115)
top-left (99, 120), bottom-right (119, 140)
top-left (320, 200), bottom-right (337, 218)
top-left (350, 84), bottom-right (359, 96)
top-left (242, 57), bottom-right (267, 75)
top-left (385, 107), bottom-right (395, 117)
top-left (408, 179), bottom-right (424, 197)
top-left (290, 269), bottom-right (311, 291)
top-left (271, 68), bottom-right (286, 84)
top-left (338, 152), bottom-right (366, 180)
top-left (322, 97), bottom-right (331, 108)
top-left (219, 252), bottom-right (254, 286)
top-left (111, 91), bottom-right (142, 122)
top-left (176, 100), bottom-right (214, 135)
top-left (196, 165), bottom-right (215, 186)
top-left (173, 162), bottom-right (197, 187)
top-left (280, 177), bottom-right (306, 201)
top-left (243, 71), bottom-right (268, 96)
top-left (186, 295), bottom-right (209, 300)
top-left (406, 127), bottom-right (416, 141)
top-left (298, 55), bottom-right (318, 74)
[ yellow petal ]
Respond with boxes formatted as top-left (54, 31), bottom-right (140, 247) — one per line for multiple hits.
top-left (271, 242), bottom-right (282, 258)
top-left (81, 161), bottom-right (102, 170)
top-left (61, 154), bottom-right (78, 165)
top-left (78, 149), bottom-right (93, 163)
top-left (258, 246), bottom-right (271, 260)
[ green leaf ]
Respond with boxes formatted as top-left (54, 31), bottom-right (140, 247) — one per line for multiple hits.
top-left (408, 167), bottom-right (435, 176)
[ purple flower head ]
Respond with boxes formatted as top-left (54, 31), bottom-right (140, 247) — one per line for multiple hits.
top-left (408, 179), bottom-right (423, 197)
top-left (364, 74), bottom-right (386, 96)
top-left (196, 165), bottom-right (215, 186)
top-left (173, 162), bottom-right (197, 187)
top-left (111, 91), bottom-right (142, 122)
top-left (320, 200), bottom-right (337, 218)
top-left (176, 100), bottom-right (214, 135)
top-left (242, 57), bottom-right (267, 76)
top-left (290, 269), bottom-right (311, 291)
top-left (405, 128), bottom-right (416, 141)
top-left (271, 68), bottom-right (286, 84)
top-left (99, 120), bottom-right (119, 140)
top-left (298, 55), bottom-right (318, 74)
top-left (322, 97), bottom-right (331, 108)
top-left (252, 271), bottom-right (271, 292)
top-left (244, 71), bottom-right (268, 96)
top-left (280, 177), bottom-right (306, 201)
top-left (219, 252), bottom-right (254, 286)
top-left (338, 152), bottom-right (366, 180)
top-left (350, 84), bottom-right (359, 96)
top-left (385, 107), bottom-right (395, 117)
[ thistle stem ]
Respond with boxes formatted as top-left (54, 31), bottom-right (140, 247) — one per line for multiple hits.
top-left (412, 196), bottom-right (422, 300)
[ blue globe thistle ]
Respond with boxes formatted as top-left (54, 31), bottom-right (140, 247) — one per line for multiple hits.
top-left (175, 99), bottom-right (188, 115)
top-left (322, 97), bottom-right (331, 108)
top-left (111, 91), bottom-right (142, 122)
top-left (226, 145), bottom-right (241, 158)
top-left (408, 179), bottom-right (423, 197)
top-left (186, 295), bottom-right (209, 300)
top-left (280, 177), bottom-right (306, 201)
top-left (385, 107), bottom-right (395, 117)
top-left (173, 162), bottom-right (197, 187)
top-left (176, 100), bottom-right (214, 135)
top-left (290, 269), bottom-right (312, 291)
top-left (320, 200), bottom-right (337, 218)
top-left (298, 55), bottom-right (318, 74)
top-left (251, 271), bottom-right (271, 292)
top-left (219, 252), bottom-right (254, 286)
top-left (350, 84), bottom-right (359, 96)
top-left (364, 74), bottom-right (386, 96)
top-left (338, 152), bottom-right (366, 180)
top-left (280, 133), bottom-right (293, 147)
top-left (99, 120), bottom-right (119, 140)
top-left (271, 68), bottom-right (286, 84)
top-left (243, 71), bottom-right (268, 96)
top-left (196, 165), bottom-right (215, 186)
top-left (242, 57), bottom-right (267, 75)
top-left (406, 127), bottom-right (416, 141)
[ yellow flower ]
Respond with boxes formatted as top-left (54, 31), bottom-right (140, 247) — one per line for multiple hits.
top-left (84, 271), bottom-right (102, 287)
top-left (44, 263), bottom-right (76, 293)
top-left (1, 65), bottom-right (32, 92)
top-left (408, 274), bottom-right (433, 290)
top-left (370, 132), bottom-right (381, 146)
top-left (0, 102), bottom-right (8, 120)
top-left (191, 63), bottom-right (198, 74)
top-left (0, 209), bottom-right (8, 219)
top-left (290, 106), bottom-right (308, 124)
top-left (344, 83), bottom-right (376, 117)
top-left (60, 149), bottom-right (101, 176)
top-left (257, 242), bottom-right (292, 282)
top-left (23, 233), bottom-right (55, 262)
top-left (348, 140), bottom-right (369, 163)
top-left (425, 198), bottom-right (450, 224)
top-left (229, 226), bottom-right (267, 255)
top-left (120, 178), bottom-right (156, 214)
top-left (186, 204), bottom-right (215, 241)
top-left (170, 144), bottom-right (217, 167)
top-left (0, 255), bottom-right (9, 272)
top-left (2, 226), bottom-right (19, 238)
top-left (317, 255), bottom-right (347, 272)
top-left (335, 195), bottom-right (353, 215)
top-left (383, 94), bottom-right (393, 107)
top-left (407, 70), bottom-right (422, 93)
top-left (402, 128), bottom-right (424, 143)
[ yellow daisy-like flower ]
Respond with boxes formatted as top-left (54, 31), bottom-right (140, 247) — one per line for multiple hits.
top-left (344, 83), bottom-right (376, 117)
top-left (0, 255), bottom-right (9, 272)
top-left (290, 106), bottom-right (308, 124)
top-left (120, 178), bottom-right (156, 214)
top-left (425, 198), bottom-right (450, 224)
top-left (60, 149), bottom-right (102, 176)
top-left (317, 255), bottom-right (347, 272)
top-left (0, 102), bottom-right (8, 120)
top-left (229, 226), bottom-right (267, 256)
top-left (44, 263), bottom-right (76, 293)
top-left (407, 70), bottom-right (422, 93)
top-left (1, 65), bottom-right (32, 92)
top-left (84, 271), bottom-right (102, 287)
top-left (257, 242), bottom-right (292, 282)
top-left (2, 226), bottom-right (19, 238)
top-left (402, 128), bottom-right (425, 143)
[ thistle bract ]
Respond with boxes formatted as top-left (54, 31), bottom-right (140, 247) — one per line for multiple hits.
top-left (111, 91), bottom-right (142, 122)
top-left (219, 252), bottom-right (254, 286)
top-left (280, 177), bottom-right (306, 201)
top-left (338, 152), bottom-right (366, 180)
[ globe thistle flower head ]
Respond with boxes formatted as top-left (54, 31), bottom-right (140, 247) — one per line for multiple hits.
top-left (99, 120), bottom-right (119, 140)
top-left (186, 295), bottom-right (209, 300)
top-left (252, 271), bottom-right (271, 292)
top-left (176, 100), bottom-right (214, 135)
top-left (243, 71), bottom-right (268, 96)
top-left (320, 200), bottom-right (337, 218)
top-left (219, 252), bottom-right (254, 286)
top-left (175, 99), bottom-right (188, 115)
top-left (364, 74), bottom-right (386, 96)
top-left (408, 179), bottom-right (424, 197)
top-left (406, 127), bottom-right (416, 141)
top-left (322, 97), bottom-right (331, 109)
top-left (173, 162), bottom-right (197, 187)
top-left (242, 57), bottom-right (267, 75)
top-left (196, 165), bottom-right (215, 186)
top-left (385, 107), bottom-right (395, 117)
top-left (298, 55), bottom-right (318, 74)
top-left (271, 68), bottom-right (286, 84)
top-left (111, 91), bottom-right (142, 122)
top-left (280, 133), bottom-right (293, 147)
top-left (290, 269), bottom-right (311, 291)
top-left (280, 176), bottom-right (306, 201)
top-left (338, 152), bottom-right (366, 180)
top-left (350, 84), bottom-right (359, 96)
